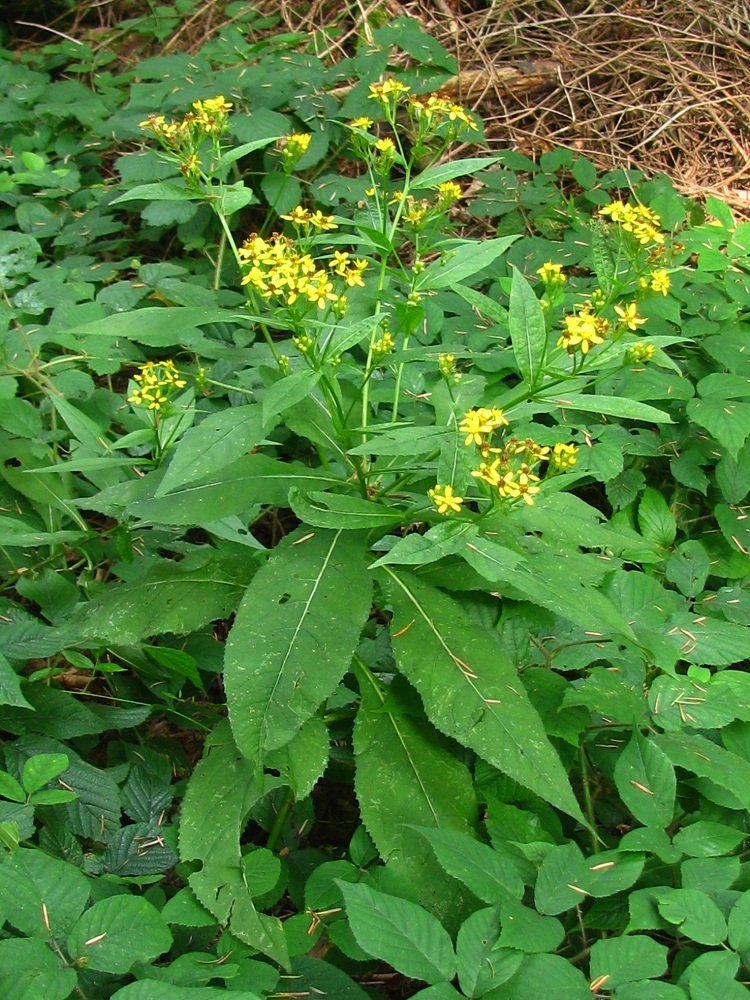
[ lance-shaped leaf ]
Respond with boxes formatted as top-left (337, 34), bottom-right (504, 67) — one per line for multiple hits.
top-left (353, 667), bottom-right (476, 872)
top-left (226, 528), bottom-right (372, 761)
top-left (179, 722), bottom-right (288, 968)
top-left (509, 267), bottom-right (547, 387)
top-left (376, 568), bottom-right (583, 821)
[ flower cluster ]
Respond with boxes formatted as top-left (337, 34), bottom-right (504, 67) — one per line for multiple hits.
top-left (641, 268), bottom-right (671, 295)
top-left (238, 233), bottom-right (342, 311)
top-left (558, 304), bottom-right (609, 356)
top-left (280, 206), bottom-right (338, 233)
top-left (407, 93), bottom-right (479, 137)
top-left (599, 200), bottom-right (664, 246)
top-left (429, 408), bottom-right (579, 515)
top-left (127, 360), bottom-right (186, 412)
top-left (626, 341), bottom-right (655, 364)
top-left (139, 96), bottom-right (233, 184)
top-left (278, 132), bottom-right (311, 171)
top-left (537, 260), bottom-right (567, 290)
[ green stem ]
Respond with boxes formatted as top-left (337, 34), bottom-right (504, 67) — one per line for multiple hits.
top-left (579, 742), bottom-right (599, 854)
top-left (266, 786), bottom-right (295, 852)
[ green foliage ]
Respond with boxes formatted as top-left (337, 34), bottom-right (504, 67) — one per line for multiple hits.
top-left (3, 7), bottom-right (750, 998)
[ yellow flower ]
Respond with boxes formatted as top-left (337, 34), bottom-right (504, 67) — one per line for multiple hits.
top-left (537, 261), bottom-right (566, 288)
top-left (614, 302), bottom-right (646, 331)
top-left (650, 269), bottom-right (671, 295)
top-left (557, 307), bottom-right (607, 354)
top-left (459, 408), bottom-right (497, 446)
top-left (368, 79), bottom-right (411, 105)
top-left (429, 484), bottom-right (464, 515)
top-left (550, 442), bottom-right (578, 473)
top-left (349, 117), bottom-right (374, 130)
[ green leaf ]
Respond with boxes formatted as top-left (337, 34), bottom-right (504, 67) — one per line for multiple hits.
top-left (67, 890), bottom-right (172, 974)
top-left (64, 306), bottom-right (242, 347)
top-left (613, 732), bottom-right (676, 829)
top-left (226, 528), bottom-right (372, 761)
top-left (657, 889), bottom-right (727, 945)
top-left (535, 843), bottom-right (644, 914)
top-left (21, 753), bottom-right (69, 794)
top-left (339, 881), bottom-right (456, 985)
top-left (672, 820), bottom-right (745, 858)
top-left (178, 722), bottom-right (288, 967)
top-left (74, 553), bottom-right (251, 644)
top-left (103, 822), bottom-right (178, 877)
top-left (497, 898), bottom-right (565, 954)
top-left (686, 396), bottom-right (750, 457)
top-left (656, 732), bottom-right (750, 807)
top-left (588, 935), bottom-right (667, 989)
top-left (665, 541), bottom-right (710, 597)
top-left (680, 952), bottom-right (747, 1000)
top-left (482, 953), bottom-right (591, 999)
top-left (412, 156), bottom-right (504, 190)
top-left (715, 502), bottom-right (750, 558)
top-left (727, 890), bottom-right (750, 952)
top-left (353, 673), bottom-right (476, 863)
top-left (376, 568), bottom-right (583, 822)
top-left (0, 771), bottom-right (25, 803)
top-left (111, 181), bottom-right (202, 204)
top-left (638, 487), bottom-right (676, 547)
top-left (0, 653), bottom-right (32, 709)
top-left (509, 267), bottom-right (547, 387)
top-left (715, 444), bottom-right (750, 503)
top-left (156, 404), bottom-right (264, 496)
top-left (129, 454), bottom-right (346, 525)
top-left (289, 488), bottom-right (405, 529)
top-left (220, 181), bottom-right (258, 216)
top-left (262, 369), bottom-right (321, 425)
top-left (415, 828), bottom-right (523, 904)
top-left (547, 393), bottom-right (672, 423)
top-left (370, 521), bottom-right (478, 568)
top-left (417, 237), bottom-right (519, 291)
top-left (0, 848), bottom-right (90, 937)
top-left (0, 937), bottom-right (77, 1000)
top-left (264, 714), bottom-right (330, 799)
top-left (456, 907), bottom-right (522, 997)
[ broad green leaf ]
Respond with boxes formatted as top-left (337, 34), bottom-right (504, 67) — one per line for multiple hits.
top-left (452, 284), bottom-right (508, 324)
top-left (681, 856), bottom-right (739, 893)
top-left (370, 520), bottom-right (478, 568)
top-left (415, 828), bottom-right (523, 904)
top-left (497, 898), bottom-right (564, 954)
top-left (103, 822), bottom-right (178, 877)
top-left (339, 881), bottom-right (456, 984)
top-left (509, 267), bottom-right (546, 387)
top-left (588, 935), bottom-right (667, 989)
top-left (22, 753), bottom-right (69, 794)
top-left (686, 396), bottom-right (750, 457)
top-left (657, 888), bottom-right (727, 945)
top-left (354, 674), bottom-right (476, 858)
top-left (161, 887), bottom-right (217, 929)
top-left (67, 895), bottom-right (172, 973)
top-left (291, 956), bottom-right (371, 1000)
top-left (638, 487), bottom-right (676, 547)
top-left (64, 306), bottom-right (242, 346)
top-left (178, 722), bottom-right (288, 967)
top-left (417, 237), bottom-right (519, 291)
top-left (226, 528), bottom-right (372, 760)
top-left (218, 135), bottom-right (281, 167)
top-left (156, 404), bottom-right (265, 496)
top-left (74, 553), bottom-right (251, 644)
top-left (547, 393), bottom-right (672, 423)
top-left (0, 848), bottom-right (89, 937)
top-left (0, 653), bottom-right (33, 710)
top-left (456, 907), bottom-right (522, 997)
top-left (715, 444), bottom-right (750, 503)
top-left (656, 732), bottom-right (750, 807)
top-left (0, 771), bottom-right (24, 802)
top-left (376, 568), bottom-right (583, 821)
top-left (665, 541), bottom-right (710, 597)
top-left (129, 454), bottom-right (346, 525)
top-left (715, 502), bottom-right (750, 558)
top-left (615, 985), bottom-right (687, 1000)
top-left (220, 181), bottom-right (258, 215)
top-left (681, 952), bottom-right (747, 1000)
top-left (289, 488), bottom-right (405, 529)
top-left (672, 820), bottom-right (745, 858)
top-left (0, 937), bottom-right (77, 1000)
top-left (613, 732), bottom-right (676, 829)
top-left (483, 953), bottom-right (590, 999)
top-left (534, 841), bottom-right (589, 915)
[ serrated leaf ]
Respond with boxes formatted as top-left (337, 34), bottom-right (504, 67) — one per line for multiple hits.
top-left (456, 907), bottom-right (522, 997)
top-left (658, 889), bottom-right (727, 945)
top-left (727, 890), bottom-right (750, 952)
top-left (178, 722), bottom-right (288, 967)
top-left (262, 368), bottom-right (321, 425)
top-left (613, 732), bottom-right (676, 829)
top-left (656, 732), bottom-right (750, 806)
top-left (672, 820), bottom-right (745, 858)
top-left (687, 396), bottom-right (750, 457)
top-left (509, 267), bottom-right (546, 386)
top-left (156, 405), bottom-right (264, 496)
top-left (264, 713), bottom-right (330, 799)
top-left (482, 953), bottom-right (590, 999)
top-left (498, 898), bottom-right (564, 954)
top-left (289, 488), bottom-right (405, 529)
top-left (0, 848), bottom-right (90, 937)
top-left (415, 828), bottom-right (523, 904)
top-left (638, 487), bottom-right (676, 547)
top-left (376, 568), bottom-right (583, 822)
top-left (665, 541), bottom-right (710, 597)
top-left (339, 881), bottom-right (456, 984)
top-left (0, 937), bottom-right (77, 1000)
top-left (226, 528), bottom-right (372, 762)
top-left (103, 822), bottom-right (178, 876)
top-left (588, 935), bottom-right (667, 989)
top-left (111, 985), bottom-right (263, 1000)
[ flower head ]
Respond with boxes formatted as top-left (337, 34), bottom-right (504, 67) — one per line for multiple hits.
top-left (429, 484), bottom-right (464, 515)
top-left (614, 302), bottom-right (646, 331)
